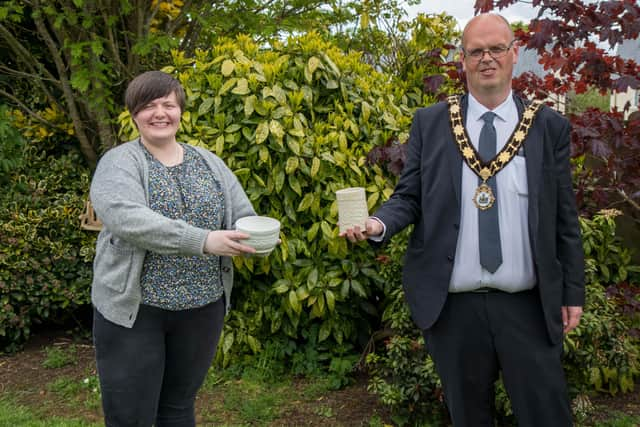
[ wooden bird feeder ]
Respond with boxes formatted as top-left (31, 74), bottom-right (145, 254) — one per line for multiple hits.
top-left (79, 199), bottom-right (103, 231)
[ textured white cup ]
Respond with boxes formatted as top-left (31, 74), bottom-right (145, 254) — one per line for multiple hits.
top-left (336, 187), bottom-right (368, 233)
top-left (235, 216), bottom-right (280, 256)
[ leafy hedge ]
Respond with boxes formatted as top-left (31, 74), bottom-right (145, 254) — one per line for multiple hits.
top-left (366, 210), bottom-right (640, 425)
top-left (0, 111), bottom-right (94, 351)
top-left (117, 33), bottom-right (421, 365)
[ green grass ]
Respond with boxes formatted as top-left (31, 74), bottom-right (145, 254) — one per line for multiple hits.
top-left (0, 397), bottom-right (99, 427)
top-left (2, 360), bottom-right (638, 427)
top-left (200, 365), bottom-right (293, 425)
top-left (590, 413), bottom-right (640, 427)
top-left (197, 361), bottom-right (358, 426)
top-left (42, 345), bottom-right (77, 369)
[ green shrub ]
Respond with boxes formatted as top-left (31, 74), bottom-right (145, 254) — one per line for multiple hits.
top-left (364, 230), bottom-right (447, 426)
top-left (0, 116), bottom-right (94, 352)
top-left (118, 33), bottom-right (415, 366)
top-left (564, 210), bottom-right (640, 396)
top-left (366, 211), bottom-right (640, 424)
top-left (0, 105), bottom-right (26, 182)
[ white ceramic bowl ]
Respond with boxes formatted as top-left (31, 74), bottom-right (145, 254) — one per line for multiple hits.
top-left (235, 216), bottom-right (280, 255)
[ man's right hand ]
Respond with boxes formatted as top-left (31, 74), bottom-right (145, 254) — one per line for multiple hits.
top-left (339, 217), bottom-right (384, 243)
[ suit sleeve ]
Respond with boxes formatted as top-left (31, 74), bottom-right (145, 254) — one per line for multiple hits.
top-left (372, 109), bottom-right (425, 243)
top-left (553, 119), bottom-right (585, 306)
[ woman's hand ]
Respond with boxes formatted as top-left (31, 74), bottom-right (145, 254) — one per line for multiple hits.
top-left (204, 230), bottom-right (256, 256)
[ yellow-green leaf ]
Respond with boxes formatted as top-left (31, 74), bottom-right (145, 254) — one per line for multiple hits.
top-left (310, 157), bottom-right (320, 178)
top-left (318, 321), bottom-right (331, 342)
top-left (219, 78), bottom-right (237, 95)
top-left (255, 121), bottom-right (269, 144)
top-left (215, 135), bottom-right (224, 155)
top-left (253, 174), bottom-right (266, 187)
top-left (325, 290), bottom-right (335, 312)
top-left (287, 138), bottom-right (301, 155)
top-left (307, 268), bottom-right (318, 289)
top-left (225, 124), bottom-right (241, 133)
top-left (367, 191), bottom-right (379, 210)
top-left (350, 279), bottom-right (366, 297)
top-left (275, 168), bottom-right (285, 193)
top-left (289, 290), bottom-right (301, 314)
top-left (269, 120), bottom-right (284, 140)
top-left (304, 65), bottom-right (313, 83)
top-left (361, 101), bottom-right (372, 122)
top-left (232, 78), bottom-right (250, 95)
top-left (221, 59), bottom-right (235, 76)
top-left (288, 128), bottom-right (305, 138)
top-left (288, 175), bottom-right (302, 196)
top-left (273, 279), bottom-right (290, 294)
top-left (244, 95), bottom-right (256, 117)
top-left (296, 285), bottom-right (309, 301)
top-left (320, 52), bottom-right (341, 77)
top-left (246, 335), bottom-right (259, 353)
top-left (297, 193), bottom-right (314, 212)
top-left (285, 156), bottom-right (299, 174)
top-left (222, 331), bottom-right (234, 354)
top-left (307, 222), bottom-right (320, 241)
top-left (233, 168), bottom-right (251, 177)
top-left (198, 98), bottom-right (214, 116)
top-left (325, 79), bottom-right (339, 89)
top-left (272, 85), bottom-right (287, 104)
top-left (321, 221), bottom-right (333, 238)
top-left (259, 146), bottom-right (270, 164)
top-left (308, 56), bottom-right (322, 74)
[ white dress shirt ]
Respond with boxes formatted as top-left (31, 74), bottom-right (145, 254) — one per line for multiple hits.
top-left (448, 92), bottom-right (536, 292)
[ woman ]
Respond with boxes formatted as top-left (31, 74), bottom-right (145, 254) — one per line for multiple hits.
top-left (90, 70), bottom-right (257, 426)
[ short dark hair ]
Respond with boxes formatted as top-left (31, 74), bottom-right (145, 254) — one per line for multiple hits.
top-left (125, 71), bottom-right (186, 117)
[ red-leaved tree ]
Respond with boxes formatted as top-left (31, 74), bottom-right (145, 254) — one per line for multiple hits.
top-left (477, 0), bottom-right (640, 222)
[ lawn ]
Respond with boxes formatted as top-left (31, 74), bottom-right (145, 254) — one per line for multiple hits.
top-left (1, 330), bottom-right (639, 427)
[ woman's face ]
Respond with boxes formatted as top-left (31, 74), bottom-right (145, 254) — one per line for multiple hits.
top-left (133, 91), bottom-right (181, 146)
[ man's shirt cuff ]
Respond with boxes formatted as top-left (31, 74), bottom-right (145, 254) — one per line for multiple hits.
top-left (367, 216), bottom-right (386, 242)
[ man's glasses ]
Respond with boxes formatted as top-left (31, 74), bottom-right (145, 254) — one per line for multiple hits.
top-left (462, 40), bottom-right (515, 61)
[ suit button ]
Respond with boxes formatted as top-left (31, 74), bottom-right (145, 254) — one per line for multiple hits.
top-left (222, 266), bottom-right (231, 273)
top-left (453, 223), bottom-right (459, 230)
top-left (447, 255), bottom-right (454, 262)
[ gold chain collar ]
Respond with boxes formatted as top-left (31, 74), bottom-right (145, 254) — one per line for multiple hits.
top-left (446, 95), bottom-right (542, 183)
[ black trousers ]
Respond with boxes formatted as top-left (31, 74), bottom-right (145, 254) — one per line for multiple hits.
top-left (423, 289), bottom-right (572, 427)
top-left (93, 298), bottom-right (225, 427)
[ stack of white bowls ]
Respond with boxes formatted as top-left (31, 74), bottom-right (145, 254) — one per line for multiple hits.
top-left (235, 216), bottom-right (281, 256)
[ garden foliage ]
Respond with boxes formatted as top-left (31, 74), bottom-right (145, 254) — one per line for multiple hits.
top-left (117, 33), bottom-right (415, 366)
top-left (0, 0), bottom-right (424, 168)
top-left (366, 210), bottom-right (640, 425)
top-left (0, 109), bottom-right (93, 352)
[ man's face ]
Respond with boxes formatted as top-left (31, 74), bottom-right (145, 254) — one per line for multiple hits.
top-left (461, 16), bottom-right (519, 102)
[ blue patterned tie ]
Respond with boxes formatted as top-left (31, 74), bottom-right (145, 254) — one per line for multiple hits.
top-left (478, 112), bottom-right (502, 273)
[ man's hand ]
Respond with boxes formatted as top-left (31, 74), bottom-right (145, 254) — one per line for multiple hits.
top-left (562, 306), bottom-right (583, 334)
top-left (339, 217), bottom-right (384, 243)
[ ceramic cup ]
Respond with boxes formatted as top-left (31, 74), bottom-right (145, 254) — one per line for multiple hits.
top-left (336, 187), bottom-right (368, 234)
top-left (235, 216), bottom-right (281, 256)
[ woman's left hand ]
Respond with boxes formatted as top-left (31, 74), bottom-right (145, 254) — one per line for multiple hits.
top-left (204, 230), bottom-right (256, 256)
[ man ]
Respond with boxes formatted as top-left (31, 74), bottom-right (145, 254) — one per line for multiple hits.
top-left (342, 13), bottom-right (585, 427)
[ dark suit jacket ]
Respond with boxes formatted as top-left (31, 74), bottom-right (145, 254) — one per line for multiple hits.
top-left (373, 94), bottom-right (585, 344)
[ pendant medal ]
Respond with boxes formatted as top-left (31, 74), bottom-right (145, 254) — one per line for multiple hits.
top-left (446, 95), bottom-right (543, 211)
top-left (474, 183), bottom-right (495, 210)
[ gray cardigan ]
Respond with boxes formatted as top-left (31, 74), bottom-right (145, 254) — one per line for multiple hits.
top-left (90, 140), bottom-right (256, 328)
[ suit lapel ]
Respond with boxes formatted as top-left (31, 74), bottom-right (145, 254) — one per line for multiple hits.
top-left (515, 95), bottom-right (542, 250)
